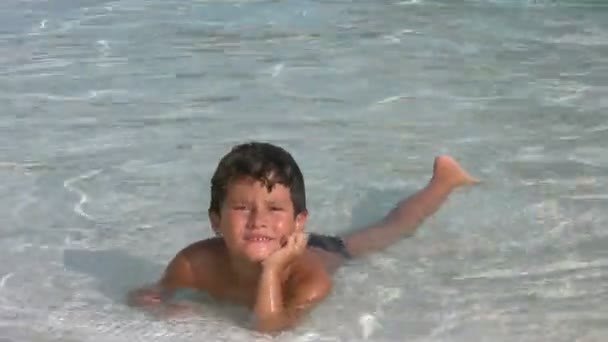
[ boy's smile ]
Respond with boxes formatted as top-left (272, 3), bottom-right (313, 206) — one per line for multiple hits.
top-left (210, 176), bottom-right (308, 263)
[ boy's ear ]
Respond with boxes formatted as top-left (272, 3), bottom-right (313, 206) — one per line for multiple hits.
top-left (295, 210), bottom-right (309, 232)
top-left (208, 210), bottom-right (221, 235)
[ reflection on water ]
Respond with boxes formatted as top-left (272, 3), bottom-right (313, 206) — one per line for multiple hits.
top-left (1, 0), bottom-right (607, 340)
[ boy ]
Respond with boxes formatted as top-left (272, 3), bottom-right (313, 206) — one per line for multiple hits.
top-left (128, 142), bottom-right (478, 333)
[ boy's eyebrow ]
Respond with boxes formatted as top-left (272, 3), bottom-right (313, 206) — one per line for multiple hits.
top-left (225, 198), bottom-right (248, 204)
top-left (264, 199), bottom-right (289, 206)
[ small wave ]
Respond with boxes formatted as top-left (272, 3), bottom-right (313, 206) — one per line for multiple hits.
top-left (550, 31), bottom-right (608, 47)
top-left (63, 169), bottom-right (103, 221)
top-left (563, 194), bottom-right (608, 200)
top-left (396, 0), bottom-right (421, 5)
top-left (0, 273), bottom-right (14, 288)
top-left (588, 125), bottom-right (608, 133)
top-left (0, 161), bottom-right (52, 173)
top-left (376, 94), bottom-right (415, 104)
top-left (453, 259), bottom-right (608, 281)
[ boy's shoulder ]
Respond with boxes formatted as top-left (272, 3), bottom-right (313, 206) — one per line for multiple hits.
top-left (180, 237), bottom-right (225, 254)
top-left (288, 250), bottom-right (333, 287)
top-left (280, 250), bottom-right (333, 308)
top-left (160, 237), bottom-right (229, 291)
top-left (177, 237), bottom-right (228, 268)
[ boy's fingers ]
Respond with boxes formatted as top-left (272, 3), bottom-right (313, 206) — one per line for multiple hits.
top-left (298, 233), bottom-right (308, 247)
top-left (294, 233), bottom-right (307, 252)
top-left (294, 233), bottom-right (302, 243)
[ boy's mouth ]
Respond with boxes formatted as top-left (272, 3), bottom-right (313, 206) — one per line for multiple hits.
top-left (244, 234), bottom-right (274, 242)
top-left (242, 233), bottom-right (279, 258)
top-left (247, 237), bottom-right (272, 242)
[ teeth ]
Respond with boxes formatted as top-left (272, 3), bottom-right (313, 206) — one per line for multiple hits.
top-left (249, 237), bottom-right (271, 242)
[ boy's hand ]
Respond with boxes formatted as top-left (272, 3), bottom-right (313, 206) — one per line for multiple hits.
top-left (128, 286), bottom-right (202, 319)
top-left (262, 232), bottom-right (308, 271)
top-left (128, 286), bottom-right (164, 307)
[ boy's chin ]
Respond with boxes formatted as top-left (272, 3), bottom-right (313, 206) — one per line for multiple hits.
top-left (241, 245), bottom-right (278, 263)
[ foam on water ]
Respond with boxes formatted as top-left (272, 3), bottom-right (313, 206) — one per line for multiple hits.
top-left (1, 0), bottom-right (608, 341)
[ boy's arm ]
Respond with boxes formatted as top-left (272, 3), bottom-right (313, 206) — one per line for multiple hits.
top-left (127, 251), bottom-right (198, 314)
top-left (253, 252), bottom-right (332, 333)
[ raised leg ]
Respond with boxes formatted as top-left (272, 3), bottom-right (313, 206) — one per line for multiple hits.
top-left (343, 156), bottom-right (479, 258)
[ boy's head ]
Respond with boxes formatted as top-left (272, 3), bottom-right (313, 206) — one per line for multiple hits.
top-left (208, 142), bottom-right (308, 262)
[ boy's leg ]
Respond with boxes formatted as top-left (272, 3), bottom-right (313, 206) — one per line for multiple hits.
top-left (343, 156), bottom-right (478, 258)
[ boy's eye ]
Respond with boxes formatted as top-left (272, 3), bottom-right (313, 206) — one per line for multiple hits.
top-left (270, 206), bottom-right (283, 211)
top-left (233, 205), bottom-right (247, 210)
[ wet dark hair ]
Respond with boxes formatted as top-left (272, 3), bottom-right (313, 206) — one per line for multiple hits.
top-left (209, 142), bottom-right (307, 216)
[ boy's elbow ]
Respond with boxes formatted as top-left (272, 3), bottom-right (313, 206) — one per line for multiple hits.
top-left (253, 321), bottom-right (280, 334)
top-left (253, 315), bottom-right (298, 334)
top-left (126, 285), bottom-right (164, 308)
top-left (253, 299), bottom-right (321, 334)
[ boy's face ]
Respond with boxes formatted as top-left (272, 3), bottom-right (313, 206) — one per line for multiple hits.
top-left (209, 177), bottom-right (308, 263)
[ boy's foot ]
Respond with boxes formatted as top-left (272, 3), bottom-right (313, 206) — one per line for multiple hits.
top-left (431, 156), bottom-right (480, 188)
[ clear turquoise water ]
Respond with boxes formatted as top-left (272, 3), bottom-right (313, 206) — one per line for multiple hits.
top-left (1, 0), bottom-right (607, 341)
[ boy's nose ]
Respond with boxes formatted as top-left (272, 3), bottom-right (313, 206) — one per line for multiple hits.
top-left (248, 207), bottom-right (268, 228)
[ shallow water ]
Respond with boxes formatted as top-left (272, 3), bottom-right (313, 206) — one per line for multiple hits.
top-left (1, 0), bottom-right (607, 341)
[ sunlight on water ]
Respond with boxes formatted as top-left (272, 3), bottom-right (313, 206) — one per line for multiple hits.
top-left (1, 0), bottom-right (607, 341)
